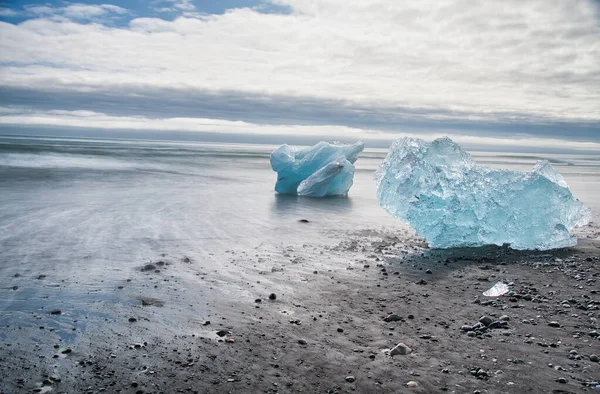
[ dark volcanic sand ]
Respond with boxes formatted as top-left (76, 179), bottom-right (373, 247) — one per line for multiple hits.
top-left (1, 224), bottom-right (599, 394)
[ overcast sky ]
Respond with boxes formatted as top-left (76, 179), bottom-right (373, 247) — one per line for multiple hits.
top-left (1, 0), bottom-right (599, 151)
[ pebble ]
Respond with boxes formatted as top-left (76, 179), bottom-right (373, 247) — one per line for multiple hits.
top-left (499, 315), bottom-right (510, 321)
top-left (128, 318), bottom-right (137, 323)
top-left (298, 339), bottom-right (307, 345)
top-left (406, 381), bottom-right (419, 388)
top-left (269, 293), bottom-right (277, 300)
top-left (488, 321), bottom-right (508, 329)
top-left (479, 316), bottom-right (493, 326)
top-left (384, 314), bottom-right (403, 322)
top-left (216, 330), bottom-right (230, 337)
top-left (548, 321), bottom-right (561, 328)
top-left (337, 328), bottom-right (344, 333)
top-left (12, 286), bottom-right (18, 291)
top-left (50, 310), bottom-right (62, 315)
top-left (345, 376), bottom-right (355, 383)
top-left (390, 343), bottom-right (412, 356)
top-left (556, 377), bottom-right (568, 384)
top-left (590, 354), bottom-right (599, 362)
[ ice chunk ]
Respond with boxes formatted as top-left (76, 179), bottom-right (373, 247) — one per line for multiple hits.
top-left (483, 282), bottom-right (509, 297)
top-left (375, 137), bottom-right (590, 250)
top-left (270, 141), bottom-right (364, 197)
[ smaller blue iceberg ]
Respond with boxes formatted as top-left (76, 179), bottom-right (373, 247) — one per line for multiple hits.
top-left (270, 141), bottom-right (364, 197)
top-left (375, 137), bottom-right (590, 250)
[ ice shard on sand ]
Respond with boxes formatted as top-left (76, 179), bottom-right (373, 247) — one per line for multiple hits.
top-left (270, 141), bottom-right (364, 197)
top-left (375, 137), bottom-right (590, 250)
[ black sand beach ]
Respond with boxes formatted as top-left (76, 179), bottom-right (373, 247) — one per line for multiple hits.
top-left (2, 220), bottom-right (599, 393)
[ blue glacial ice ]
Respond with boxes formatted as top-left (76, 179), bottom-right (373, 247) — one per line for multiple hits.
top-left (375, 137), bottom-right (590, 250)
top-left (270, 141), bottom-right (364, 197)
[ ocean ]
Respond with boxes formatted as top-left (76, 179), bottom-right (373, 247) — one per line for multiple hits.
top-left (0, 135), bottom-right (599, 334)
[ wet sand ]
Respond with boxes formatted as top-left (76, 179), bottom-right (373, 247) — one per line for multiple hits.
top-left (1, 221), bottom-right (599, 394)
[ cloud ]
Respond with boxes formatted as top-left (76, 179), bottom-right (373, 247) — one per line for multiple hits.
top-left (0, 0), bottom-right (599, 144)
top-left (0, 8), bottom-right (18, 17)
top-left (2, 108), bottom-right (600, 153)
top-left (151, 0), bottom-right (199, 17)
top-left (2, 85), bottom-right (598, 144)
top-left (62, 4), bottom-right (128, 19)
top-left (171, 0), bottom-right (196, 12)
top-left (24, 3), bottom-right (128, 20)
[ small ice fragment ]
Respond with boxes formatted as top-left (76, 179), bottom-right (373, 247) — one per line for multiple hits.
top-left (270, 141), bottom-right (364, 197)
top-left (483, 282), bottom-right (509, 297)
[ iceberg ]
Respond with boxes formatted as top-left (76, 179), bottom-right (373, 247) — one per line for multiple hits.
top-left (375, 137), bottom-right (590, 250)
top-left (270, 141), bottom-right (364, 197)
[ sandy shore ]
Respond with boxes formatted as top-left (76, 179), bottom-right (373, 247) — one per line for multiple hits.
top-left (1, 220), bottom-right (599, 394)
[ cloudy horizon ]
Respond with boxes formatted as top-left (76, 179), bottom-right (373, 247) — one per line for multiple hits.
top-left (1, 0), bottom-right (599, 152)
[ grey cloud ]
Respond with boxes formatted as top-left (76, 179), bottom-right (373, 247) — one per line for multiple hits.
top-left (1, 85), bottom-right (598, 143)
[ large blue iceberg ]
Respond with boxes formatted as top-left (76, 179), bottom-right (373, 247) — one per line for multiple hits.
top-left (375, 137), bottom-right (590, 250)
top-left (270, 141), bottom-right (364, 197)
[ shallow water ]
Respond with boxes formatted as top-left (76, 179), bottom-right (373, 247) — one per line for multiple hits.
top-left (0, 135), bottom-right (598, 330)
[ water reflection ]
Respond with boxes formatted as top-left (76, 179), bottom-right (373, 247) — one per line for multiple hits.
top-left (270, 193), bottom-right (354, 218)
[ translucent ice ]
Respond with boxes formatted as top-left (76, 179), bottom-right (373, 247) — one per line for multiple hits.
top-left (483, 282), bottom-right (509, 297)
top-left (375, 137), bottom-right (590, 250)
top-left (270, 141), bottom-right (364, 197)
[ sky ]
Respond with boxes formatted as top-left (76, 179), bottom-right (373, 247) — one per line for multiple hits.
top-left (0, 0), bottom-right (599, 152)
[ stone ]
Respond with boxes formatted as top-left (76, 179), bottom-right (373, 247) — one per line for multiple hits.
top-left (384, 314), bottom-right (403, 322)
top-left (390, 343), bottom-right (412, 356)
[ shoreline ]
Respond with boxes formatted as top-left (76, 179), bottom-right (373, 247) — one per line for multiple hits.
top-left (1, 222), bottom-right (599, 393)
